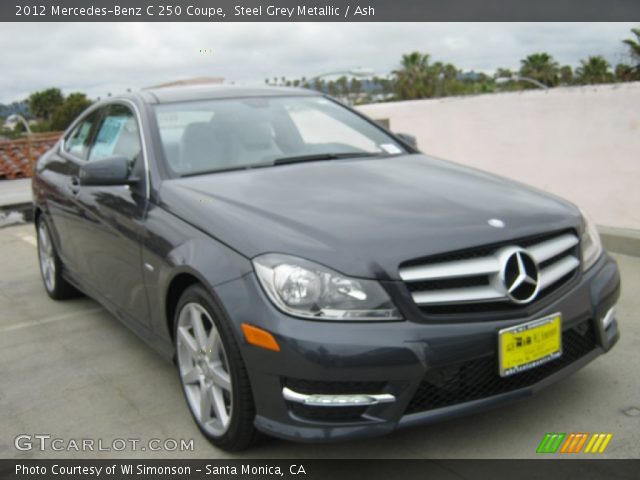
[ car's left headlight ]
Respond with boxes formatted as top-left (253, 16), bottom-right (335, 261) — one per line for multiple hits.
top-left (580, 209), bottom-right (603, 271)
top-left (253, 253), bottom-right (403, 321)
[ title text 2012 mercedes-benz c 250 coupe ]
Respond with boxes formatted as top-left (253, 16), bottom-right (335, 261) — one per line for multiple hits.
top-left (32, 86), bottom-right (620, 450)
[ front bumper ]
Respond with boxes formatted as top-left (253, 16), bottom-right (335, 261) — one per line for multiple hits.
top-left (214, 253), bottom-right (620, 443)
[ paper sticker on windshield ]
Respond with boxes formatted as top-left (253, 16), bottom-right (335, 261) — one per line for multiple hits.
top-left (380, 143), bottom-right (402, 154)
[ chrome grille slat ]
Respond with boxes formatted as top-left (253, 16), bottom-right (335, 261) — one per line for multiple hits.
top-left (412, 285), bottom-right (506, 306)
top-left (399, 256), bottom-right (500, 282)
top-left (528, 234), bottom-right (579, 264)
top-left (539, 256), bottom-right (580, 290)
top-left (400, 231), bottom-right (581, 311)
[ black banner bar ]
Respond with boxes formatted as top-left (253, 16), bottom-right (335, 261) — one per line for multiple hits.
top-left (3, 0), bottom-right (640, 22)
top-left (1, 460), bottom-right (638, 480)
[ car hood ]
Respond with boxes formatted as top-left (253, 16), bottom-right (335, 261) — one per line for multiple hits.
top-left (159, 154), bottom-right (580, 279)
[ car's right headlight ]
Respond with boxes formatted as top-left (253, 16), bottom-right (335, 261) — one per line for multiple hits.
top-left (253, 253), bottom-right (402, 321)
top-left (580, 209), bottom-right (603, 271)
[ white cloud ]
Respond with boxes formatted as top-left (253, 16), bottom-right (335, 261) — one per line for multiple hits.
top-left (0, 22), bottom-right (637, 103)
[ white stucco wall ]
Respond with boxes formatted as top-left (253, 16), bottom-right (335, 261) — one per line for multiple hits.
top-left (358, 82), bottom-right (640, 230)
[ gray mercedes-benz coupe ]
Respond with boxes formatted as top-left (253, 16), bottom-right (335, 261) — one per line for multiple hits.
top-left (32, 86), bottom-right (620, 450)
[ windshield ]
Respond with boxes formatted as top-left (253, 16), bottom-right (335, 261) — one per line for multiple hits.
top-left (153, 95), bottom-right (407, 176)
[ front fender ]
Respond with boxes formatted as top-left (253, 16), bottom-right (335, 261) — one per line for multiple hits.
top-left (141, 205), bottom-right (252, 353)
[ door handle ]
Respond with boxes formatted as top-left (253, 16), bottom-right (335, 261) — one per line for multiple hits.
top-left (68, 176), bottom-right (80, 194)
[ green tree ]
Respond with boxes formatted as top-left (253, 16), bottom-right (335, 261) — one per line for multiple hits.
top-left (335, 76), bottom-right (349, 98)
top-left (393, 51), bottom-right (432, 99)
top-left (495, 68), bottom-right (513, 79)
top-left (559, 65), bottom-right (574, 85)
top-left (575, 56), bottom-right (614, 85)
top-left (28, 88), bottom-right (64, 121)
top-left (350, 77), bottom-right (362, 96)
top-left (622, 28), bottom-right (640, 67)
top-left (519, 53), bottom-right (560, 87)
top-left (615, 63), bottom-right (639, 82)
top-left (50, 93), bottom-right (92, 131)
top-left (327, 80), bottom-right (338, 97)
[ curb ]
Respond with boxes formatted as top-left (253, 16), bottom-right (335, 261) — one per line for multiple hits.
top-left (598, 225), bottom-right (640, 258)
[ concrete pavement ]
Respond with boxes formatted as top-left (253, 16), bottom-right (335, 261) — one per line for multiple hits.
top-left (0, 223), bottom-right (638, 459)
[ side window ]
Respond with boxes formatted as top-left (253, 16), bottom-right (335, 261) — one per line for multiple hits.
top-left (64, 111), bottom-right (99, 160)
top-left (88, 105), bottom-right (142, 163)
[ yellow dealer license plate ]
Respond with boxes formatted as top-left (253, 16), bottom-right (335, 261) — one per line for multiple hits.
top-left (498, 313), bottom-right (562, 377)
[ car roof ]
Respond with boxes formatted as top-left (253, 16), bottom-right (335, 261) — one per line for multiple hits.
top-left (130, 85), bottom-right (319, 104)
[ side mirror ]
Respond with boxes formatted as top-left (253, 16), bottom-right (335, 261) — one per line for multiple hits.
top-left (395, 133), bottom-right (418, 149)
top-left (79, 155), bottom-right (136, 186)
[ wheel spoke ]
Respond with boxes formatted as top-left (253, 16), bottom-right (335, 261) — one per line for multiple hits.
top-left (207, 329), bottom-right (221, 357)
top-left (190, 307), bottom-right (208, 349)
top-left (209, 362), bottom-right (231, 391)
top-left (211, 386), bottom-right (230, 427)
top-left (199, 384), bottom-right (213, 423)
top-left (177, 326), bottom-right (199, 357)
top-left (181, 367), bottom-right (201, 385)
top-left (38, 226), bottom-right (47, 251)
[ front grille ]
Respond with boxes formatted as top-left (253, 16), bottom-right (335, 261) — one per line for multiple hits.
top-left (283, 379), bottom-right (386, 422)
top-left (399, 230), bottom-right (581, 317)
top-left (405, 319), bottom-right (597, 415)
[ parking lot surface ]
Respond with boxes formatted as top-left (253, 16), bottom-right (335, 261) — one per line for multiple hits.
top-left (1, 223), bottom-right (638, 459)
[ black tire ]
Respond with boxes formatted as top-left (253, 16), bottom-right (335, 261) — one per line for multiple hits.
top-left (36, 215), bottom-right (78, 300)
top-left (174, 284), bottom-right (259, 451)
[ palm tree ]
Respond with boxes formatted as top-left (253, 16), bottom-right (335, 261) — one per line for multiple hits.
top-left (615, 63), bottom-right (639, 82)
top-left (519, 53), bottom-right (560, 87)
top-left (559, 65), bottom-right (573, 85)
top-left (575, 56), bottom-right (614, 84)
top-left (622, 28), bottom-right (640, 67)
top-left (393, 51), bottom-right (431, 99)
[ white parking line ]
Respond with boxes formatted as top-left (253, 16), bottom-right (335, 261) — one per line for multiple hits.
top-left (15, 233), bottom-right (37, 247)
top-left (0, 308), bottom-right (103, 333)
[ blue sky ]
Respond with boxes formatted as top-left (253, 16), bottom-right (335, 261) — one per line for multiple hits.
top-left (0, 22), bottom-right (637, 103)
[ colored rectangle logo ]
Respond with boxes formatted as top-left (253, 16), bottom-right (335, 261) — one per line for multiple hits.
top-left (537, 433), bottom-right (612, 454)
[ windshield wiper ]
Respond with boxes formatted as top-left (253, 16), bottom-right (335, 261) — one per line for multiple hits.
top-left (272, 152), bottom-right (383, 166)
top-left (180, 152), bottom-right (388, 177)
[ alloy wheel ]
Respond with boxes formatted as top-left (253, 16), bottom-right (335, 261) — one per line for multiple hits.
top-left (38, 221), bottom-right (56, 292)
top-left (176, 302), bottom-right (233, 437)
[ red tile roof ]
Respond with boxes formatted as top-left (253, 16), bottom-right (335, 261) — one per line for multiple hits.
top-left (0, 133), bottom-right (62, 179)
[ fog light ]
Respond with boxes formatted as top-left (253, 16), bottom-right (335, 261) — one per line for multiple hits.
top-left (282, 387), bottom-right (395, 407)
top-left (601, 306), bottom-right (616, 330)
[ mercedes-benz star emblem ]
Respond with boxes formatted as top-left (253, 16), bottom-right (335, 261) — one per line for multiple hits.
top-left (501, 249), bottom-right (540, 304)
